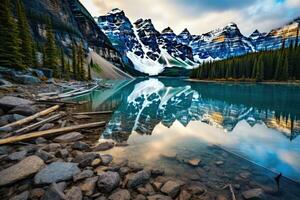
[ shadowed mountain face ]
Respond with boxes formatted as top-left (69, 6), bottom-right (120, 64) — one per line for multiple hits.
top-left (97, 9), bottom-right (300, 75)
top-left (99, 78), bottom-right (300, 142)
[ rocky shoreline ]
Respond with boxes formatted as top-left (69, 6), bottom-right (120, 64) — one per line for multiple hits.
top-left (0, 82), bottom-right (285, 200)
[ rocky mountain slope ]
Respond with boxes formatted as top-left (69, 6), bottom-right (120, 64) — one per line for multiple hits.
top-left (22, 0), bottom-right (128, 73)
top-left (97, 9), bottom-right (300, 76)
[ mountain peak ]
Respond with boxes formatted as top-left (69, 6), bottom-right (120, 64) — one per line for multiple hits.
top-left (181, 28), bottom-right (191, 34)
top-left (225, 22), bottom-right (238, 29)
top-left (162, 27), bottom-right (174, 34)
top-left (107, 8), bottom-right (124, 15)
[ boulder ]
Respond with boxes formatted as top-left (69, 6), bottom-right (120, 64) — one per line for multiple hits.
top-left (72, 141), bottom-right (89, 150)
top-left (97, 171), bottom-right (120, 193)
top-left (8, 105), bottom-right (38, 116)
top-left (93, 141), bottom-right (114, 151)
top-left (108, 189), bottom-right (130, 200)
top-left (0, 96), bottom-right (33, 110)
top-left (13, 74), bottom-right (40, 84)
top-left (53, 132), bottom-right (84, 143)
top-left (127, 170), bottom-right (150, 188)
top-left (73, 152), bottom-right (98, 168)
top-left (0, 156), bottom-right (44, 186)
top-left (42, 182), bottom-right (66, 200)
top-left (8, 150), bottom-right (27, 161)
top-left (80, 176), bottom-right (98, 196)
top-left (160, 180), bottom-right (181, 198)
top-left (34, 162), bottom-right (80, 184)
top-left (242, 188), bottom-right (263, 200)
top-left (73, 170), bottom-right (94, 182)
top-left (66, 186), bottom-right (82, 200)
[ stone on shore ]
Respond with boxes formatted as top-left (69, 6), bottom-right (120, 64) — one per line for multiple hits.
top-left (72, 141), bottom-right (89, 150)
top-left (8, 150), bottom-right (27, 161)
top-left (9, 191), bottom-right (29, 200)
top-left (127, 170), bottom-right (150, 188)
top-left (42, 182), bottom-right (66, 200)
top-left (8, 105), bottom-right (38, 116)
top-left (0, 156), bottom-right (44, 186)
top-left (66, 186), bottom-right (82, 200)
top-left (0, 96), bottom-right (33, 110)
top-left (73, 170), bottom-right (94, 182)
top-left (108, 189), bottom-right (130, 200)
top-left (34, 162), bottom-right (80, 184)
top-left (147, 194), bottom-right (172, 200)
top-left (97, 171), bottom-right (120, 193)
top-left (160, 180), bottom-right (182, 198)
top-left (80, 176), bottom-right (98, 196)
top-left (93, 141), bottom-right (114, 151)
top-left (242, 188), bottom-right (264, 200)
top-left (100, 154), bottom-right (113, 165)
top-left (53, 132), bottom-right (84, 143)
top-left (73, 152), bottom-right (99, 168)
top-left (38, 123), bottom-right (55, 131)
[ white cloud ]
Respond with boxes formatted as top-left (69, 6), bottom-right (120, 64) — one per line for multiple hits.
top-left (80, 0), bottom-right (300, 36)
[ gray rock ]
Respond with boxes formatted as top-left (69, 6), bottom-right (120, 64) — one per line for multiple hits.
top-left (35, 149), bottom-right (54, 161)
top-left (34, 162), bottom-right (80, 184)
top-left (73, 152), bottom-right (98, 168)
top-left (73, 170), bottom-right (94, 182)
top-left (9, 191), bottom-right (29, 200)
top-left (47, 143), bottom-right (61, 152)
top-left (35, 137), bottom-right (48, 144)
top-left (0, 96), bottom-right (33, 110)
top-left (38, 123), bottom-right (55, 131)
top-left (100, 154), bottom-right (113, 165)
top-left (0, 114), bottom-right (26, 124)
top-left (97, 171), bottom-right (120, 193)
top-left (0, 145), bottom-right (12, 155)
top-left (42, 182), bottom-right (66, 200)
top-left (72, 141), bottom-right (89, 150)
top-left (80, 176), bottom-right (98, 196)
top-left (147, 194), bottom-right (172, 200)
top-left (8, 105), bottom-right (38, 116)
top-left (53, 132), bottom-right (84, 143)
top-left (127, 170), bottom-right (150, 188)
top-left (57, 149), bottom-right (69, 159)
top-left (30, 188), bottom-right (45, 199)
top-left (151, 168), bottom-right (165, 177)
top-left (108, 189), bottom-right (130, 200)
top-left (134, 194), bottom-right (146, 200)
top-left (0, 156), bottom-right (45, 186)
top-left (66, 186), bottom-right (82, 200)
top-left (242, 188), bottom-right (263, 200)
top-left (160, 181), bottom-right (181, 198)
top-left (8, 150), bottom-right (27, 161)
top-left (93, 141), bottom-right (114, 151)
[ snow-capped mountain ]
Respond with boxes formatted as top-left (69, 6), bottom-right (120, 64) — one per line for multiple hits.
top-left (97, 9), bottom-right (300, 76)
top-left (97, 9), bottom-right (197, 76)
top-left (102, 78), bottom-right (300, 142)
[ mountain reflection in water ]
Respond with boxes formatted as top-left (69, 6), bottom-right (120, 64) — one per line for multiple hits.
top-left (96, 78), bottom-right (300, 182)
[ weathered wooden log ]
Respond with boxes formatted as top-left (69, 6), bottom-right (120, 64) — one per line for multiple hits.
top-left (0, 105), bottom-right (60, 131)
top-left (12, 112), bottom-right (65, 135)
top-left (0, 121), bottom-right (106, 145)
top-left (73, 111), bottom-right (113, 115)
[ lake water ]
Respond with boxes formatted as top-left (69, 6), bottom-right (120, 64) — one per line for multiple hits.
top-left (76, 78), bottom-right (300, 199)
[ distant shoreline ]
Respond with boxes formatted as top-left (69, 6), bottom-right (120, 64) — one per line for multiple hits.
top-left (186, 78), bottom-right (300, 85)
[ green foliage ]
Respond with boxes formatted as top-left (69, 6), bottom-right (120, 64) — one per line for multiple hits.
top-left (44, 19), bottom-right (59, 77)
top-left (191, 46), bottom-right (300, 81)
top-left (0, 0), bottom-right (23, 69)
top-left (16, 0), bottom-right (34, 68)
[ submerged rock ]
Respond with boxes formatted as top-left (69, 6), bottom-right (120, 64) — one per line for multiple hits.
top-left (160, 180), bottom-right (182, 198)
top-left (0, 156), bottom-right (44, 186)
top-left (34, 162), bottom-right (80, 184)
top-left (187, 159), bottom-right (201, 167)
top-left (242, 188), bottom-right (263, 200)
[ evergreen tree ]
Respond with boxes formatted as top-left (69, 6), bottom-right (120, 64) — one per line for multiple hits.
top-left (281, 56), bottom-right (289, 81)
top-left (77, 43), bottom-right (85, 80)
top-left (44, 19), bottom-right (58, 77)
top-left (88, 59), bottom-right (93, 80)
top-left (72, 44), bottom-right (77, 79)
top-left (16, 0), bottom-right (33, 68)
top-left (60, 48), bottom-right (65, 79)
top-left (255, 57), bottom-right (264, 81)
top-left (0, 0), bottom-right (23, 69)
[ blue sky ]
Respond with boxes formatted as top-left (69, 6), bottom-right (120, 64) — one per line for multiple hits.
top-left (79, 0), bottom-right (300, 36)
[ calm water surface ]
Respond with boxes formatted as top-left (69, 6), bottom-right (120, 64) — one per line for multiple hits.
top-left (76, 78), bottom-right (300, 199)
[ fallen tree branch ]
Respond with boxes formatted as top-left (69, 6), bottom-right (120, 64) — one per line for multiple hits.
top-left (73, 111), bottom-right (113, 115)
top-left (0, 121), bottom-right (106, 145)
top-left (0, 105), bottom-right (60, 132)
top-left (222, 184), bottom-right (236, 200)
top-left (12, 112), bottom-right (66, 135)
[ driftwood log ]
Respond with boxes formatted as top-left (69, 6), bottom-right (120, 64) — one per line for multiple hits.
top-left (73, 111), bottom-right (113, 115)
top-left (0, 121), bottom-right (106, 145)
top-left (0, 105), bottom-right (60, 131)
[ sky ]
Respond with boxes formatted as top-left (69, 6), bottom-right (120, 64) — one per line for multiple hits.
top-left (79, 0), bottom-right (300, 36)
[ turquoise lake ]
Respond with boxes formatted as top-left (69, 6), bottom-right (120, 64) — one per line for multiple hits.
top-left (75, 78), bottom-right (300, 199)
